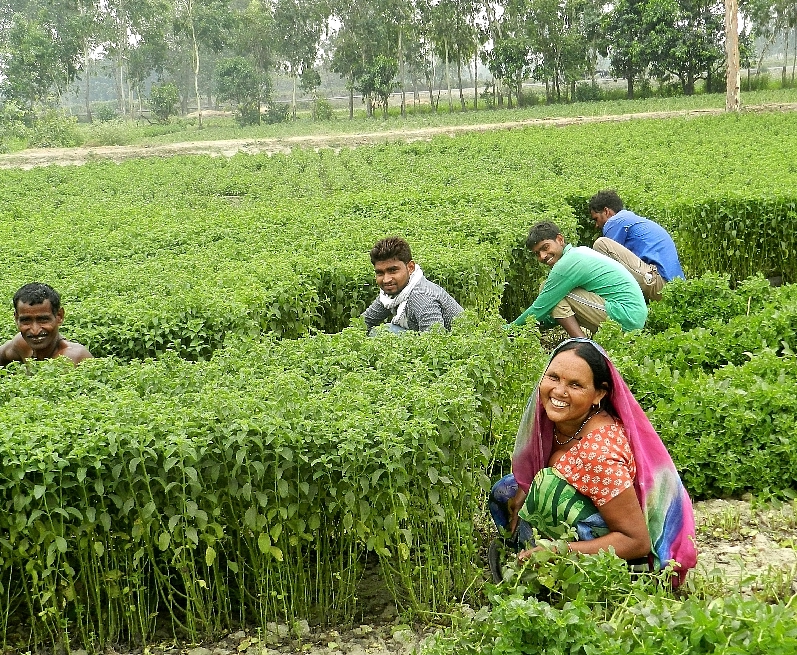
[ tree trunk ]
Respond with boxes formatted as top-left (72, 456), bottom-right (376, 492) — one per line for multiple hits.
top-left (473, 49), bottom-right (478, 110)
top-left (755, 32), bottom-right (776, 87)
top-left (117, 54), bottom-right (126, 117)
top-left (445, 40), bottom-right (453, 112)
top-left (292, 74), bottom-right (297, 119)
top-left (399, 29), bottom-right (406, 117)
top-left (457, 56), bottom-right (465, 110)
top-left (782, 32), bottom-right (788, 86)
top-left (84, 53), bottom-right (92, 123)
top-left (428, 55), bottom-right (437, 111)
top-left (349, 74), bottom-right (354, 119)
top-left (626, 70), bottom-right (634, 99)
top-left (190, 20), bottom-right (202, 127)
top-left (792, 28), bottom-right (796, 81)
top-left (725, 0), bottom-right (741, 112)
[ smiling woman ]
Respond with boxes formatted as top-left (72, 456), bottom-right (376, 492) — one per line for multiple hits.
top-left (488, 338), bottom-right (697, 586)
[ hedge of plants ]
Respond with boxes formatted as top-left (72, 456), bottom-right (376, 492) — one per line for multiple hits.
top-left (1, 109), bottom-right (797, 651)
top-left (0, 321), bottom-right (545, 648)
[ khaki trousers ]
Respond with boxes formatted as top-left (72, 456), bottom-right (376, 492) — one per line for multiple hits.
top-left (593, 237), bottom-right (665, 302)
top-left (549, 287), bottom-right (608, 335)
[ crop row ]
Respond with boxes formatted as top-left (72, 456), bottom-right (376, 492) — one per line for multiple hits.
top-left (2, 112), bottom-right (797, 650)
top-left (2, 111), bottom-right (797, 360)
top-left (3, 277), bottom-right (797, 647)
top-left (0, 322), bottom-right (544, 647)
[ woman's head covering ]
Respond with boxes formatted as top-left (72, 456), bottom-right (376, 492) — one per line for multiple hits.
top-left (512, 338), bottom-right (697, 586)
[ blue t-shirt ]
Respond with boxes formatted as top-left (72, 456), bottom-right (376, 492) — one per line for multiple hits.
top-left (602, 210), bottom-right (685, 282)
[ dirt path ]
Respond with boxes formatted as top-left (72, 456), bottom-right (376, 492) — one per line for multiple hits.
top-left (3, 102), bottom-right (797, 170)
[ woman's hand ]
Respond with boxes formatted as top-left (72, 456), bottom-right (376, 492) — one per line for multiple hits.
top-left (517, 545), bottom-right (547, 561)
top-left (507, 486), bottom-right (528, 533)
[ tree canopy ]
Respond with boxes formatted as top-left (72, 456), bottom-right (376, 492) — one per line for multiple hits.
top-left (0, 0), bottom-right (789, 119)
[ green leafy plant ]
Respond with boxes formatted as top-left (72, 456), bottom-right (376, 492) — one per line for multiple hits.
top-left (149, 83), bottom-right (180, 124)
top-left (29, 110), bottom-right (83, 147)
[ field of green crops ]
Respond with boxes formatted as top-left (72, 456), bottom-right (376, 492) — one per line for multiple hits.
top-left (1, 108), bottom-right (797, 652)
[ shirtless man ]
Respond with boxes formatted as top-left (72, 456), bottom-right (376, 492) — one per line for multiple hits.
top-left (0, 282), bottom-right (93, 366)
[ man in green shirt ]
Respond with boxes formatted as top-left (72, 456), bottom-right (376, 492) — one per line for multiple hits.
top-left (510, 222), bottom-right (647, 338)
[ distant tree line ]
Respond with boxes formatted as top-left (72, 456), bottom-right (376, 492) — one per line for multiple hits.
top-left (0, 0), bottom-right (796, 124)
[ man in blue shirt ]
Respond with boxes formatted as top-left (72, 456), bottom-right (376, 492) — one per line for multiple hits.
top-left (589, 190), bottom-right (685, 302)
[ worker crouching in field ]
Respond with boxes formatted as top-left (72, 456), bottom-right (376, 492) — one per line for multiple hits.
top-left (362, 236), bottom-right (464, 334)
top-left (589, 189), bottom-right (685, 302)
top-left (0, 282), bottom-right (93, 366)
top-left (510, 221), bottom-right (647, 338)
top-left (488, 338), bottom-right (697, 587)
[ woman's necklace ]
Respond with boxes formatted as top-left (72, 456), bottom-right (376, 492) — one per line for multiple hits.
top-left (554, 409), bottom-right (599, 447)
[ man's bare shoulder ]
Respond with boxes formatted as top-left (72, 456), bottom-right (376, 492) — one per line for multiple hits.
top-left (61, 340), bottom-right (93, 365)
top-left (0, 334), bottom-right (30, 365)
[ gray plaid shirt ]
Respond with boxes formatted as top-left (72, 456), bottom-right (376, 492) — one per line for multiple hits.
top-left (363, 278), bottom-right (464, 332)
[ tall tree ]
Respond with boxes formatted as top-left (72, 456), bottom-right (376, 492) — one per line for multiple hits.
top-left (0, 0), bottom-right (88, 114)
top-left (482, 37), bottom-right (533, 106)
top-left (100, 0), bottom-right (172, 117)
top-left (273, 0), bottom-right (326, 118)
top-left (604, 0), bottom-right (648, 98)
top-left (173, 0), bottom-right (233, 126)
top-left (330, 0), bottom-right (399, 117)
top-left (644, 0), bottom-right (725, 95)
top-left (233, 0), bottom-right (276, 105)
top-left (425, 0), bottom-right (479, 111)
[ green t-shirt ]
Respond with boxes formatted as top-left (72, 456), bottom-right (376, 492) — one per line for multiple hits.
top-left (513, 244), bottom-right (647, 331)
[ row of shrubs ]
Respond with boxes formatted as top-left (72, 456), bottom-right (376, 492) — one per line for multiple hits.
top-left (3, 274), bottom-right (797, 648)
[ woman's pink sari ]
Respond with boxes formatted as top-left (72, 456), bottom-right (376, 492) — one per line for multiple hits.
top-left (512, 338), bottom-right (697, 586)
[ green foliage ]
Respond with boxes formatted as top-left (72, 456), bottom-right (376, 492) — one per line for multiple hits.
top-left (29, 110), bottom-right (83, 148)
top-left (574, 80), bottom-right (604, 102)
top-left (215, 57), bottom-right (263, 126)
top-left (0, 321), bottom-right (538, 648)
top-left (0, 13), bottom-right (82, 111)
top-left (645, 272), bottom-right (772, 333)
top-left (0, 100), bottom-right (29, 153)
top-left (593, 286), bottom-right (797, 499)
top-left (354, 55), bottom-right (398, 117)
top-left (3, 108), bottom-right (797, 651)
top-left (149, 83), bottom-right (180, 124)
top-left (82, 119), bottom-right (135, 146)
top-left (658, 194), bottom-right (797, 283)
top-left (481, 39), bottom-right (534, 104)
top-left (422, 551), bottom-right (797, 654)
top-left (263, 102), bottom-right (289, 124)
top-left (235, 101), bottom-right (262, 127)
top-left (93, 102), bottom-right (118, 123)
top-left (312, 96), bottom-right (336, 121)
